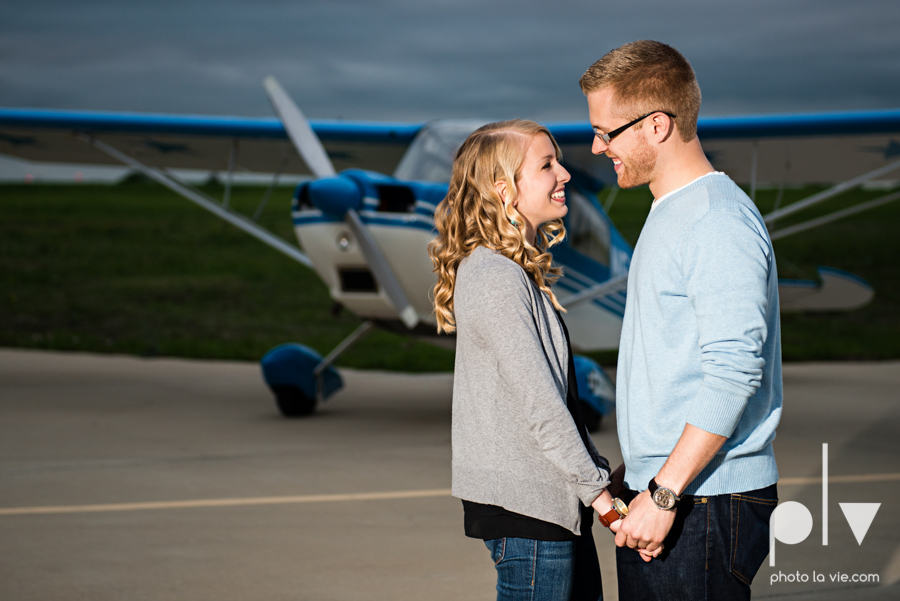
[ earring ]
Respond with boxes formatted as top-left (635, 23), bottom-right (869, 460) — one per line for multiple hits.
top-left (508, 200), bottom-right (519, 227)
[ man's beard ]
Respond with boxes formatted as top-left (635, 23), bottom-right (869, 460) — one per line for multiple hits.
top-left (616, 136), bottom-right (657, 189)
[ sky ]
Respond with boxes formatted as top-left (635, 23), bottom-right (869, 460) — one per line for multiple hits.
top-left (2, 0), bottom-right (900, 124)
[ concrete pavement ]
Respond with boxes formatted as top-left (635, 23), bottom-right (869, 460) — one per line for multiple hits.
top-left (0, 349), bottom-right (897, 600)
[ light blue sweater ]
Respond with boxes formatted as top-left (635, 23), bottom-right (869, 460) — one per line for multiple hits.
top-left (617, 172), bottom-right (782, 496)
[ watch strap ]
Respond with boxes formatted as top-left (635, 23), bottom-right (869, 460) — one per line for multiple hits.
top-left (648, 478), bottom-right (682, 499)
top-left (598, 508), bottom-right (621, 528)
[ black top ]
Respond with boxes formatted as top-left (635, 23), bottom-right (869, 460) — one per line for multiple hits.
top-left (462, 313), bottom-right (606, 541)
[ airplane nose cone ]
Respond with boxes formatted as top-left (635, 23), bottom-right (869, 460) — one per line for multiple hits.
top-left (307, 176), bottom-right (363, 217)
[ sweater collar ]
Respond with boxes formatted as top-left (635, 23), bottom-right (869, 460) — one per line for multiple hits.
top-left (649, 171), bottom-right (724, 213)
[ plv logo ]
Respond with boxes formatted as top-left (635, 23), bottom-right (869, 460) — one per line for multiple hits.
top-left (770, 444), bottom-right (881, 566)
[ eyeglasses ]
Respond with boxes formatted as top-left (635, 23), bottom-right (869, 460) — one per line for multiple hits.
top-left (594, 111), bottom-right (677, 145)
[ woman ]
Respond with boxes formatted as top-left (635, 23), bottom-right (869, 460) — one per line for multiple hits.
top-left (429, 120), bottom-right (619, 601)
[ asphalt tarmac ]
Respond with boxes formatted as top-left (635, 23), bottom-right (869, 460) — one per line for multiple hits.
top-left (0, 348), bottom-right (898, 600)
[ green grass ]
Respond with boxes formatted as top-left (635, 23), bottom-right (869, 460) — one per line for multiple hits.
top-left (0, 182), bottom-right (455, 371)
top-left (1, 180), bottom-right (898, 371)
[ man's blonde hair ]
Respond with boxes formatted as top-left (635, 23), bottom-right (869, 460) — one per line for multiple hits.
top-left (428, 120), bottom-right (566, 334)
top-left (579, 40), bottom-right (701, 142)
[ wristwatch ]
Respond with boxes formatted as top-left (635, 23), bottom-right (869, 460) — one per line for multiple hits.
top-left (648, 478), bottom-right (681, 511)
top-left (598, 497), bottom-right (629, 528)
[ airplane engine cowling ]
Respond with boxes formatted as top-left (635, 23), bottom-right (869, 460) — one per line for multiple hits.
top-left (307, 176), bottom-right (363, 216)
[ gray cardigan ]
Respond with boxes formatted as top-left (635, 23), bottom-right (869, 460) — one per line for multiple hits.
top-left (451, 246), bottom-right (610, 535)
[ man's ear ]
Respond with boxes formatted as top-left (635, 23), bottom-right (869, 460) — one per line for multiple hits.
top-left (650, 113), bottom-right (675, 143)
top-left (494, 179), bottom-right (509, 205)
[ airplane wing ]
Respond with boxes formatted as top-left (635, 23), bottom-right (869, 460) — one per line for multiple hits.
top-left (4, 105), bottom-right (897, 320)
top-left (0, 108), bottom-right (424, 176)
top-left (5, 106), bottom-right (899, 186)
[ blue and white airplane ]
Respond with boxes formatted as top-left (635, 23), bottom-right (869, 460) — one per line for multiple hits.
top-left (2, 78), bottom-right (899, 428)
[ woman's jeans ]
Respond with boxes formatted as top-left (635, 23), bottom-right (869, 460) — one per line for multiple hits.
top-left (616, 483), bottom-right (778, 601)
top-left (485, 533), bottom-right (603, 601)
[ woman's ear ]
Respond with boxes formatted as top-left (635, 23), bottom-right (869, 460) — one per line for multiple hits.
top-left (494, 180), bottom-right (508, 205)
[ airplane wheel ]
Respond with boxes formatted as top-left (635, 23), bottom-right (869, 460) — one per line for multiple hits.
top-left (271, 385), bottom-right (317, 417)
top-left (579, 401), bottom-right (603, 433)
top-left (261, 343), bottom-right (343, 418)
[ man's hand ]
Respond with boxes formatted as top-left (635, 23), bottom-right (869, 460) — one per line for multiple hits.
top-left (614, 490), bottom-right (676, 553)
top-left (593, 488), bottom-right (663, 562)
top-left (609, 518), bottom-right (663, 562)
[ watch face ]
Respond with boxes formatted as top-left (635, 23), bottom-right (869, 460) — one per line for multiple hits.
top-left (612, 497), bottom-right (629, 517)
top-left (652, 488), bottom-right (677, 510)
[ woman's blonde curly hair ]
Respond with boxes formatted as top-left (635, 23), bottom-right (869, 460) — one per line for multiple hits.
top-left (428, 119), bottom-right (567, 334)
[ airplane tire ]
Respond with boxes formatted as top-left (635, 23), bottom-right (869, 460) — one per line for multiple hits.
top-left (272, 385), bottom-right (317, 417)
top-left (579, 401), bottom-right (603, 433)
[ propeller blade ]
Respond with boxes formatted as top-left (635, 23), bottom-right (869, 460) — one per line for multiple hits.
top-left (344, 208), bottom-right (420, 329)
top-left (263, 76), bottom-right (336, 179)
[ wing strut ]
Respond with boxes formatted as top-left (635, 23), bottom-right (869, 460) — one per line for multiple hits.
top-left (770, 190), bottom-right (900, 241)
top-left (561, 274), bottom-right (629, 310)
top-left (80, 134), bottom-right (314, 269)
top-left (253, 151), bottom-right (290, 221)
top-left (764, 157), bottom-right (900, 224)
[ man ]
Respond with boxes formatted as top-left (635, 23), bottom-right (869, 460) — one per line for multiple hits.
top-left (580, 41), bottom-right (782, 600)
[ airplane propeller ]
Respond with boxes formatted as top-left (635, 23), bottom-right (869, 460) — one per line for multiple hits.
top-left (263, 76), bottom-right (419, 329)
top-left (263, 76), bottom-right (336, 179)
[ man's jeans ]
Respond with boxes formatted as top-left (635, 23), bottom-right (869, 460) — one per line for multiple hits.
top-left (617, 483), bottom-right (778, 601)
top-left (485, 533), bottom-right (603, 601)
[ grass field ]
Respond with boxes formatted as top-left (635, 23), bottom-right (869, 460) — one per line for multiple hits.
top-left (1, 179), bottom-right (898, 371)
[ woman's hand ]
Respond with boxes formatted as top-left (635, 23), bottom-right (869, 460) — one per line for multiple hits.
top-left (593, 490), bottom-right (663, 562)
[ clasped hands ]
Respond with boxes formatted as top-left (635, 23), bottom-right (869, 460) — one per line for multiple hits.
top-left (592, 466), bottom-right (674, 563)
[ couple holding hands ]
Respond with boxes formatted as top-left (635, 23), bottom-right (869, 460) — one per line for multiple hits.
top-left (429, 41), bottom-right (782, 601)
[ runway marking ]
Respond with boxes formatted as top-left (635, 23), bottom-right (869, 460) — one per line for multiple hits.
top-left (779, 472), bottom-right (900, 486)
top-left (3, 473), bottom-right (899, 517)
top-left (0, 488), bottom-right (452, 516)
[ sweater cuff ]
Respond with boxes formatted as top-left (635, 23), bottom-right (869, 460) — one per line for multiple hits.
top-left (686, 385), bottom-right (749, 438)
top-left (573, 469), bottom-right (610, 507)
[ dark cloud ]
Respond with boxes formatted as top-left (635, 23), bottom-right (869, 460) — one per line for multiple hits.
top-left (1, 0), bottom-right (899, 121)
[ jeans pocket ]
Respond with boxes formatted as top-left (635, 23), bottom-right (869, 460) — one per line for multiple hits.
top-left (730, 487), bottom-right (778, 585)
top-left (485, 538), bottom-right (507, 565)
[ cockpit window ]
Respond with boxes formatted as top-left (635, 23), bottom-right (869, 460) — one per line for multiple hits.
top-left (393, 120), bottom-right (489, 182)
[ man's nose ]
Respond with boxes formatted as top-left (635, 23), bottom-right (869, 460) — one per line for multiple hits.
top-left (592, 136), bottom-right (608, 155)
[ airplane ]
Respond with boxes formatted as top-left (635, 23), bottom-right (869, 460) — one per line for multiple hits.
top-left (2, 79), bottom-right (899, 430)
